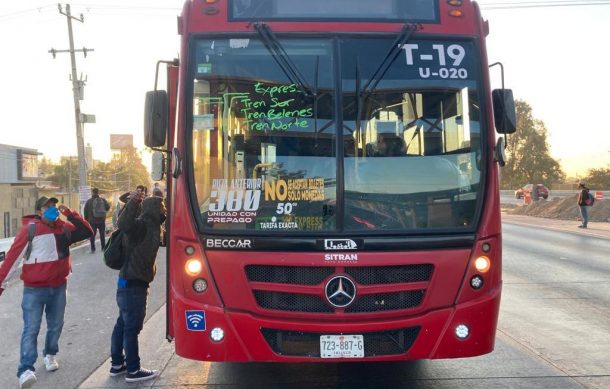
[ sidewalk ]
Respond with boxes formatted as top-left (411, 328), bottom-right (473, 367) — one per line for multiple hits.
top-left (502, 213), bottom-right (610, 240)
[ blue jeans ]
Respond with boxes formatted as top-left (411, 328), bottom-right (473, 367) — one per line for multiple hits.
top-left (110, 286), bottom-right (148, 373)
top-left (17, 283), bottom-right (67, 377)
top-left (579, 205), bottom-right (589, 227)
top-left (90, 222), bottom-right (106, 251)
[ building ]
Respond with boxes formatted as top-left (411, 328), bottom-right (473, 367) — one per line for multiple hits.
top-left (0, 144), bottom-right (40, 238)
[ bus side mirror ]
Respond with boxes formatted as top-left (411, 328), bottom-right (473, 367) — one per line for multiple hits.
top-left (144, 90), bottom-right (168, 147)
top-left (492, 89), bottom-right (516, 134)
top-left (151, 151), bottom-right (165, 181)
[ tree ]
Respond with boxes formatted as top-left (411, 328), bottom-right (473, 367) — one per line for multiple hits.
top-left (500, 100), bottom-right (565, 189)
top-left (45, 147), bottom-right (150, 194)
top-left (47, 156), bottom-right (79, 191)
top-left (88, 146), bottom-right (150, 193)
top-left (584, 167), bottom-right (610, 189)
top-left (38, 157), bottom-right (55, 179)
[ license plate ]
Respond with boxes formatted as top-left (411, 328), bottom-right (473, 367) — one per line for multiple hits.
top-left (320, 335), bottom-right (364, 358)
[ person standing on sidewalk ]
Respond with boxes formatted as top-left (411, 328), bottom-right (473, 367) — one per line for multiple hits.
top-left (0, 197), bottom-right (93, 389)
top-left (109, 190), bottom-right (166, 383)
top-left (577, 182), bottom-right (590, 228)
top-left (84, 188), bottom-right (110, 252)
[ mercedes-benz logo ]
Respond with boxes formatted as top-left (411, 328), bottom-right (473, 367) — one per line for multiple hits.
top-left (325, 276), bottom-right (356, 308)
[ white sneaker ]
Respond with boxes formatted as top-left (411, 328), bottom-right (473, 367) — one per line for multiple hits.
top-left (44, 354), bottom-right (59, 372)
top-left (19, 369), bottom-right (37, 389)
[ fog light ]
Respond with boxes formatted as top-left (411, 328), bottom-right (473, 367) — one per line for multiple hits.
top-left (474, 256), bottom-right (490, 273)
top-left (455, 324), bottom-right (469, 339)
top-left (193, 278), bottom-right (208, 293)
top-left (185, 259), bottom-right (202, 276)
top-left (482, 243), bottom-right (491, 253)
top-left (470, 275), bottom-right (484, 289)
top-left (185, 245), bottom-right (195, 255)
top-left (210, 327), bottom-right (224, 342)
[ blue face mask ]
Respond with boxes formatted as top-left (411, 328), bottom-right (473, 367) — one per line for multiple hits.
top-left (43, 206), bottom-right (60, 222)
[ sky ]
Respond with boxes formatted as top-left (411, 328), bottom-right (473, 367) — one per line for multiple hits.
top-left (0, 0), bottom-right (609, 178)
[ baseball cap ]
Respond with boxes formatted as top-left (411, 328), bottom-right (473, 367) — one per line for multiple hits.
top-left (578, 182), bottom-right (586, 188)
top-left (35, 196), bottom-right (59, 211)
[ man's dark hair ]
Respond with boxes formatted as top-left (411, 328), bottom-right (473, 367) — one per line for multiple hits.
top-left (136, 185), bottom-right (148, 194)
top-left (92, 187), bottom-right (99, 195)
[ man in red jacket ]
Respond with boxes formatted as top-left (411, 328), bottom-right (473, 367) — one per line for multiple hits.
top-left (0, 196), bottom-right (93, 389)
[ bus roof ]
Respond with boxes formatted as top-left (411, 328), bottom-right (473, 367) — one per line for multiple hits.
top-left (179, 0), bottom-right (484, 36)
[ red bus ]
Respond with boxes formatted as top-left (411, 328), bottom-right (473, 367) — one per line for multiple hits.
top-left (145, 0), bottom-right (516, 362)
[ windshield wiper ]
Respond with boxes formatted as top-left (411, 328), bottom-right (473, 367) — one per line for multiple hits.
top-left (356, 24), bottom-right (416, 153)
top-left (254, 23), bottom-right (315, 99)
top-left (359, 24), bottom-right (416, 98)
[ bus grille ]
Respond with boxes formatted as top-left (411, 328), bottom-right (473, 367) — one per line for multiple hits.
top-left (345, 291), bottom-right (425, 312)
top-left (345, 264), bottom-right (433, 284)
top-left (254, 291), bottom-right (334, 313)
top-left (246, 265), bottom-right (334, 285)
top-left (246, 265), bottom-right (432, 314)
top-left (261, 327), bottom-right (421, 358)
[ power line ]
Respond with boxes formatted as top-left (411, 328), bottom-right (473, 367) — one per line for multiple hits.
top-left (72, 3), bottom-right (181, 11)
top-left (0, 3), bottom-right (180, 20)
top-left (3, 1), bottom-right (610, 18)
top-left (0, 4), bottom-right (55, 20)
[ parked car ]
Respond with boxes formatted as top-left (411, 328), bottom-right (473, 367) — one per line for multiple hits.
top-left (515, 184), bottom-right (549, 200)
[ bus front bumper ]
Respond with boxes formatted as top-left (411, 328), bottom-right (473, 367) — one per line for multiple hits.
top-left (171, 285), bottom-right (501, 362)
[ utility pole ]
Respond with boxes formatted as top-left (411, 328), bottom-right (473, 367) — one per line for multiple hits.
top-left (49, 3), bottom-right (94, 208)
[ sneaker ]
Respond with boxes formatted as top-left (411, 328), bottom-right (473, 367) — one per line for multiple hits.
top-left (578, 225), bottom-right (587, 229)
top-left (44, 354), bottom-right (59, 372)
top-left (19, 370), bottom-right (37, 389)
top-left (125, 367), bottom-right (159, 383)
top-left (109, 363), bottom-right (127, 377)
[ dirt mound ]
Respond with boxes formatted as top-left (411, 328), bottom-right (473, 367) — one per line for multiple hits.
top-left (509, 195), bottom-right (610, 222)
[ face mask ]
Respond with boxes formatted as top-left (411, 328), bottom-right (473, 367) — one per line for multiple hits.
top-left (43, 207), bottom-right (60, 222)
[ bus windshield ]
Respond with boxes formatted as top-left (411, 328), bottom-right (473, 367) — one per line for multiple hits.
top-left (190, 36), bottom-right (483, 234)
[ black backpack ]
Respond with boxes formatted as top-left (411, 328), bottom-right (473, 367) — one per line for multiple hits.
top-left (24, 223), bottom-right (37, 260)
top-left (103, 229), bottom-right (127, 270)
top-left (584, 191), bottom-right (595, 206)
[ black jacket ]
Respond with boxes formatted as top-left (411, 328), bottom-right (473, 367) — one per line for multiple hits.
top-left (577, 188), bottom-right (590, 206)
top-left (84, 195), bottom-right (110, 224)
top-left (117, 196), bottom-right (164, 284)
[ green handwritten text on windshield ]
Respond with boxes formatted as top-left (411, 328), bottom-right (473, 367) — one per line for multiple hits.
top-left (237, 82), bottom-right (313, 132)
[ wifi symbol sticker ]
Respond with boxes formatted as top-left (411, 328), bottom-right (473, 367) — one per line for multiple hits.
top-left (185, 310), bottom-right (207, 331)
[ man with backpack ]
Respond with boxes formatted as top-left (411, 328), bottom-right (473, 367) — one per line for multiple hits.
top-left (577, 182), bottom-right (594, 229)
top-left (108, 190), bottom-right (166, 382)
top-left (0, 196), bottom-right (92, 388)
top-left (84, 188), bottom-right (110, 252)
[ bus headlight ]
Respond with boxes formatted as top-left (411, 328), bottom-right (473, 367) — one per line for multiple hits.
top-left (210, 327), bottom-right (224, 342)
top-left (185, 259), bottom-right (203, 276)
top-left (474, 256), bottom-right (490, 273)
top-left (470, 275), bottom-right (484, 290)
top-left (455, 324), bottom-right (469, 339)
top-left (193, 278), bottom-right (208, 293)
